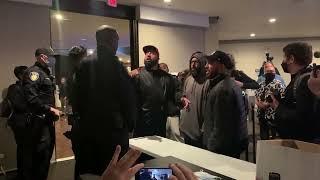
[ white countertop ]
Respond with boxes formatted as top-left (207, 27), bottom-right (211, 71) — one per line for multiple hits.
top-left (130, 136), bottom-right (256, 180)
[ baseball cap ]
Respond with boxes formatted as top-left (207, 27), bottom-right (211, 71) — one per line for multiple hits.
top-left (35, 48), bottom-right (54, 57)
top-left (206, 50), bottom-right (234, 69)
top-left (143, 45), bottom-right (159, 56)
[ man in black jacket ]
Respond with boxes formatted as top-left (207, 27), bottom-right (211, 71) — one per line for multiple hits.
top-left (76, 25), bottom-right (136, 176)
top-left (133, 45), bottom-right (180, 138)
top-left (23, 48), bottom-right (61, 180)
top-left (203, 51), bottom-right (245, 158)
top-left (270, 42), bottom-right (320, 143)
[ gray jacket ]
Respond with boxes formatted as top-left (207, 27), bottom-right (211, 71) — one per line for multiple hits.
top-left (180, 76), bottom-right (209, 140)
top-left (180, 52), bottom-right (209, 140)
top-left (203, 74), bottom-right (243, 156)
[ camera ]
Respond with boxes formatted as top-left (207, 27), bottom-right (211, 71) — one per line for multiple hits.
top-left (312, 63), bottom-right (320, 78)
top-left (266, 53), bottom-right (274, 62)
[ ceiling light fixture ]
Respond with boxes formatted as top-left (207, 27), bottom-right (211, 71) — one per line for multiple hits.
top-left (164, 0), bottom-right (172, 3)
top-left (55, 14), bottom-right (64, 20)
top-left (269, 18), bottom-right (277, 23)
top-left (250, 33), bottom-right (256, 37)
top-left (81, 38), bottom-right (87, 41)
top-left (119, 58), bottom-right (123, 61)
top-left (87, 49), bottom-right (94, 55)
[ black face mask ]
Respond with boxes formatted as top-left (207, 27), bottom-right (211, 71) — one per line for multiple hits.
top-left (281, 62), bottom-right (289, 73)
top-left (144, 60), bottom-right (158, 70)
top-left (265, 73), bottom-right (275, 83)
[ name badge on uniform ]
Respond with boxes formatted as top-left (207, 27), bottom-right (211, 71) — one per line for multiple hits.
top-left (29, 72), bottom-right (39, 81)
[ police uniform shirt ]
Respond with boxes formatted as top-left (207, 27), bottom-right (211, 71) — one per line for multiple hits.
top-left (23, 61), bottom-right (55, 114)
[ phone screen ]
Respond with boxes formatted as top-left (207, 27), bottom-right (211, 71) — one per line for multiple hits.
top-left (136, 168), bottom-right (173, 180)
top-left (269, 172), bottom-right (280, 180)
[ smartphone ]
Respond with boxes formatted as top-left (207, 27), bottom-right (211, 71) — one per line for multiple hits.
top-left (135, 168), bottom-right (173, 180)
top-left (269, 172), bottom-right (280, 180)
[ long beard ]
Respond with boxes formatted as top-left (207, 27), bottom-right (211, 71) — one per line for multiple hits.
top-left (191, 69), bottom-right (199, 77)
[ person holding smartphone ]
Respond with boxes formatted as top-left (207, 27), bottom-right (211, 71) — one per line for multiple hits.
top-left (255, 62), bottom-right (286, 140)
top-left (100, 146), bottom-right (197, 180)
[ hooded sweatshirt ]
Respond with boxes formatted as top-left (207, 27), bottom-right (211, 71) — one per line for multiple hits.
top-left (180, 52), bottom-right (210, 140)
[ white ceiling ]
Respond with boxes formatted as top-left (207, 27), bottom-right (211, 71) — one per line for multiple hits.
top-left (117, 0), bottom-right (320, 40)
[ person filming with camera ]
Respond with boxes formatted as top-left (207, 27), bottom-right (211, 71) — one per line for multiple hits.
top-left (269, 42), bottom-right (320, 143)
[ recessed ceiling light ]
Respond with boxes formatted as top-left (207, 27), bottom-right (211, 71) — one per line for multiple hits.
top-left (55, 14), bottom-right (63, 20)
top-left (250, 33), bottom-right (256, 37)
top-left (87, 49), bottom-right (94, 55)
top-left (269, 18), bottom-right (277, 23)
top-left (81, 38), bottom-right (87, 41)
top-left (164, 0), bottom-right (172, 3)
top-left (119, 58), bottom-right (123, 61)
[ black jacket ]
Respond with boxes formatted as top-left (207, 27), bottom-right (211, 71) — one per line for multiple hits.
top-left (203, 74), bottom-right (244, 156)
top-left (232, 70), bottom-right (260, 89)
top-left (23, 62), bottom-right (55, 115)
top-left (6, 81), bottom-right (28, 127)
top-left (76, 50), bottom-right (137, 134)
top-left (275, 67), bottom-right (320, 142)
top-left (133, 68), bottom-right (181, 137)
top-left (134, 68), bottom-right (181, 116)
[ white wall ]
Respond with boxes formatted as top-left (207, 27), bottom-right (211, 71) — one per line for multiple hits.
top-left (139, 22), bottom-right (206, 73)
top-left (0, 0), bottom-right (51, 171)
top-left (219, 39), bottom-right (320, 84)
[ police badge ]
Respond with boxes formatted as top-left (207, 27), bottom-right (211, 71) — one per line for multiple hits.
top-left (29, 72), bottom-right (39, 81)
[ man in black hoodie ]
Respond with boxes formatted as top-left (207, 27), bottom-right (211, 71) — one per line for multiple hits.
top-left (76, 25), bottom-right (137, 176)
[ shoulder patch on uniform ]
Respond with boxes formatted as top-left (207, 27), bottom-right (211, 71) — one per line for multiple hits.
top-left (29, 72), bottom-right (39, 81)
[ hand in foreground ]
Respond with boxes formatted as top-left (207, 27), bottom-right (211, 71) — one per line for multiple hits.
top-left (169, 163), bottom-right (198, 180)
top-left (101, 145), bottom-right (144, 180)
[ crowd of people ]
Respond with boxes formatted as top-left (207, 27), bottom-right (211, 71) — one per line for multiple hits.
top-left (1, 25), bottom-right (320, 180)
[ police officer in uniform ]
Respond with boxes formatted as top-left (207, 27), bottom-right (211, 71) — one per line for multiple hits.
top-left (22, 48), bottom-right (61, 180)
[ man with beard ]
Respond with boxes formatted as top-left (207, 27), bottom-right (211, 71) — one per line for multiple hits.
top-left (203, 51), bottom-right (244, 158)
top-left (179, 52), bottom-right (209, 148)
top-left (76, 25), bottom-right (136, 175)
top-left (133, 45), bottom-right (180, 137)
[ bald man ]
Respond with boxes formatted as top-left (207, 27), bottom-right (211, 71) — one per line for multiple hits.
top-left (75, 25), bottom-right (136, 176)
